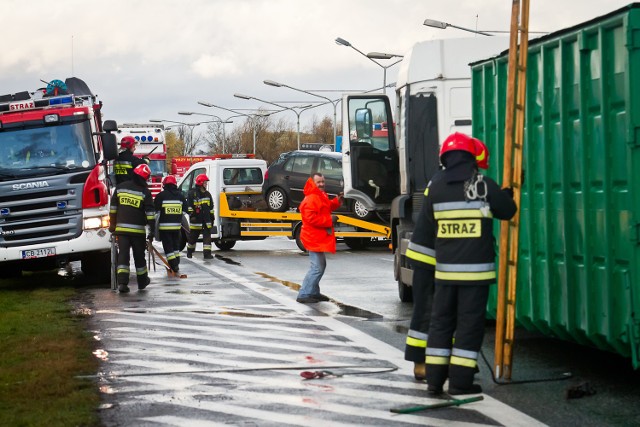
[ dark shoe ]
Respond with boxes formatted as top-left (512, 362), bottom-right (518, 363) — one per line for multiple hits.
top-left (138, 277), bottom-right (150, 290)
top-left (186, 250), bottom-right (193, 259)
top-left (313, 294), bottom-right (330, 302)
top-left (414, 362), bottom-right (426, 381)
top-left (427, 384), bottom-right (443, 395)
top-left (118, 284), bottom-right (130, 293)
top-left (448, 384), bottom-right (483, 395)
top-left (204, 253), bottom-right (213, 259)
top-left (296, 297), bottom-right (320, 304)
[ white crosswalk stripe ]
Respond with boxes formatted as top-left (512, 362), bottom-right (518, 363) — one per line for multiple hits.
top-left (92, 258), bottom-right (546, 426)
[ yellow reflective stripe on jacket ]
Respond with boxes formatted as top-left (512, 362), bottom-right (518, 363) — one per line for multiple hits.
top-left (406, 248), bottom-right (436, 266)
top-left (434, 210), bottom-right (492, 219)
top-left (406, 242), bottom-right (436, 266)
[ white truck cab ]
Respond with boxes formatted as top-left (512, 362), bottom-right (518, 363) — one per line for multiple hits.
top-left (176, 158), bottom-right (267, 250)
top-left (341, 37), bottom-right (509, 301)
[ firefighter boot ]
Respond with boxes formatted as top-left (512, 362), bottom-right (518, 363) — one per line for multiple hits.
top-left (203, 250), bottom-right (213, 259)
top-left (186, 248), bottom-right (193, 259)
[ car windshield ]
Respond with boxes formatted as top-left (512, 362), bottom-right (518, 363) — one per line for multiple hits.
top-left (147, 159), bottom-right (166, 176)
top-left (0, 120), bottom-right (95, 178)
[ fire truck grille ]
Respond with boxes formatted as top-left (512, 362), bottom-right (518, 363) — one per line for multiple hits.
top-left (0, 188), bottom-right (82, 247)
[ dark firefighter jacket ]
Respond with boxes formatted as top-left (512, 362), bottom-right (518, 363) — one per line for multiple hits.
top-left (109, 177), bottom-right (155, 236)
top-left (114, 150), bottom-right (147, 185)
top-left (187, 187), bottom-right (214, 229)
top-left (154, 184), bottom-right (188, 232)
top-left (406, 152), bottom-right (517, 286)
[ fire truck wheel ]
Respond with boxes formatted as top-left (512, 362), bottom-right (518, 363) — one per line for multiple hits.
top-left (343, 237), bottom-right (370, 250)
top-left (266, 187), bottom-right (289, 212)
top-left (82, 251), bottom-right (111, 282)
top-left (214, 239), bottom-right (236, 251)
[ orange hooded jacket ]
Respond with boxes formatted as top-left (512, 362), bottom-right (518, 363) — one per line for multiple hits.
top-left (299, 177), bottom-right (342, 253)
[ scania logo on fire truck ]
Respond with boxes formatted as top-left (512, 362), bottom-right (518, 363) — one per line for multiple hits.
top-left (12, 181), bottom-right (50, 191)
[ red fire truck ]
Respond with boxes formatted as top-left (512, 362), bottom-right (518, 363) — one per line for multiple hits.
top-left (116, 124), bottom-right (167, 196)
top-left (0, 77), bottom-right (118, 279)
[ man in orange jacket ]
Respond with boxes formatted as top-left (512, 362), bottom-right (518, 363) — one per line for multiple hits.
top-left (297, 173), bottom-right (343, 303)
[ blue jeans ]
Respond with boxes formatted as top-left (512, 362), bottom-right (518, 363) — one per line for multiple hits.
top-left (298, 251), bottom-right (326, 298)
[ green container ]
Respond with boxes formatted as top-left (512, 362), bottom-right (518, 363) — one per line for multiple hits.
top-left (471, 3), bottom-right (640, 368)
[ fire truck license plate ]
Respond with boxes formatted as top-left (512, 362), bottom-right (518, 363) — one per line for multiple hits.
top-left (21, 247), bottom-right (56, 259)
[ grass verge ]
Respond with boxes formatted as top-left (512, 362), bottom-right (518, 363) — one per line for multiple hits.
top-left (0, 279), bottom-right (100, 427)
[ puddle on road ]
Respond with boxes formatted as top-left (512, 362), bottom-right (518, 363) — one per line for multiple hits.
top-left (394, 324), bottom-right (409, 334)
top-left (166, 290), bottom-right (213, 295)
top-left (214, 254), bottom-right (241, 265)
top-left (256, 272), bottom-right (300, 291)
top-left (256, 272), bottom-right (382, 320)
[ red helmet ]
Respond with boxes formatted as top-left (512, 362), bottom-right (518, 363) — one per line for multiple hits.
top-left (195, 173), bottom-right (209, 186)
top-left (439, 132), bottom-right (489, 169)
top-left (120, 136), bottom-right (136, 150)
top-left (472, 138), bottom-right (489, 169)
top-left (133, 163), bottom-right (151, 180)
top-left (162, 175), bottom-right (177, 186)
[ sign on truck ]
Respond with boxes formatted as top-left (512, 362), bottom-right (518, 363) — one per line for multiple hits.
top-left (0, 77), bottom-right (118, 279)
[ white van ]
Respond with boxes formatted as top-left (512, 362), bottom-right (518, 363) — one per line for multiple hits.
top-left (176, 158), bottom-right (268, 250)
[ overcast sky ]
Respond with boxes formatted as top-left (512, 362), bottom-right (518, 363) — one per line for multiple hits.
top-left (2, 0), bottom-right (633, 134)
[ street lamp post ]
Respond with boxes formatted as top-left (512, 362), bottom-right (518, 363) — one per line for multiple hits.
top-left (197, 101), bottom-right (268, 155)
top-left (178, 111), bottom-right (234, 153)
top-left (423, 18), bottom-right (493, 36)
top-left (263, 80), bottom-right (339, 147)
top-left (335, 37), bottom-right (403, 94)
top-left (234, 93), bottom-right (312, 150)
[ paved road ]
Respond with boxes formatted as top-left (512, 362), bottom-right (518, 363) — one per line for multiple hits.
top-left (86, 243), bottom-right (544, 426)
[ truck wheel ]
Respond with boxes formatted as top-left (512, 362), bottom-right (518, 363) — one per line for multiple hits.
top-left (344, 237), bottom-right (370, 250)
top-left (351, 200), bottom-right (374, 220)
top-left (179, 229), bottom-right (188, 251)
top-left (267, 187), bottom-right (288, 212)
top-left (214, 239), bottom-right (236, 251)
top-left (398, 279), bottom-right (413, 302)
top-left (394, 227), bottom-right (413, 302)
top-left (0, 262), bottom-right (22, 279)
top-left (293, 223), bottom-right (306, 252)
top-left (82, 251), bottom-right (111, 283)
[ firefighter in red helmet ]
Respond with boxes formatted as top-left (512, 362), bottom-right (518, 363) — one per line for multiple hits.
top-left (404, 132), bottom-right (516, 394)
top-left (154, 175), bottom-right (188, 276)
top-left (109, 163), bottom-right (155, 293)
top-left (113, 136), bottom-right (149, 185)
top-left (186, 173), bottom-right (215, 259)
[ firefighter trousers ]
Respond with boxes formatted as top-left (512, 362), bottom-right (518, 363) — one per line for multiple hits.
top-left (187, 226), bottom-right (212, 257)
top-left (115, 234), bottom-right (149, 287)
top-left (404, 266), bottom-right (435, 363)
top-left (160, 230), bottom-right (181, 272)
top-left (425, 284), bottom-right (489, 390)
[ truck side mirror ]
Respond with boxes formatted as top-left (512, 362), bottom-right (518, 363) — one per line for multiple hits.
top-left (103, 120), bottom-right (118, 132)
top-left (102, 133), bottom-right (118, 161)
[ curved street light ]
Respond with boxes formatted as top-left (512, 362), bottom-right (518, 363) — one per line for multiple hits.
top-left (263, 79), bottom-right (338, 146)
top-left (335, 37), bottom-right (403, 94)
top-left (197, 101), bottom-right (272, 155)
top-left (234, 93), bottom-right (312, 150)
top-left (423, 18), bottom-right (494, 36)
top-left (178, 111), bottom-right (234, 153)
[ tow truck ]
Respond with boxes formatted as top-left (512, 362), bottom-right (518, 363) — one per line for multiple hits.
top-left (176, 158), bottom-right (390, 251)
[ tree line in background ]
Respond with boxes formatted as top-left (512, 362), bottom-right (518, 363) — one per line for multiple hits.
top-left (165, 112), bottom-right (338, 166)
